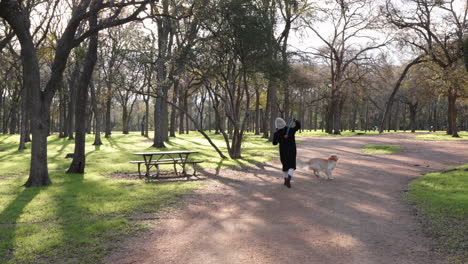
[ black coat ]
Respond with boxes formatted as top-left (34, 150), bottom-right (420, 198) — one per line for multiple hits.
top-left (273, 120), bottom-right (301, 171)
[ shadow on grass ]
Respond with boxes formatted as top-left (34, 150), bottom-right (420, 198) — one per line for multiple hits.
top-left (106, 137), bottom-right (125, 152)
top-left (53, 173), bottom-right (128, 262)
top-left (0, 135), bottom-right (13, 144)
top-left (51, 139), bottom-right (74, 159)
top-left (0, 187), bottom-right (42, 261)
top-left (0, 142), bottom-right (20, 152)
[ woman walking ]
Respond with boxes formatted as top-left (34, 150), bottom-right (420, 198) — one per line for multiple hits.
top-left (273, 117), bottom-right (301, 188)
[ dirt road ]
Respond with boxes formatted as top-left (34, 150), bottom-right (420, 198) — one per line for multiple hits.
top-left (105, 134), bottom-right (467, 264)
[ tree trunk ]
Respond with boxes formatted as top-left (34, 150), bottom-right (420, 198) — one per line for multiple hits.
top-left (141, 115), bottom-right (145, 136)
top-left (185, 91), bottom-right (189, 134)
top-left (447, 95), bottom-right (453, 135)
top-left (409, 103), bottom-right (418, 133)
top-left (122, 105), bottom-right (129, 134)
top-left (283, 83), bottom-right (289, 121)
top-left (144, 98), bottom-right (149, 137)
top-left (18, 82), bottom-right (29, 150)
top-left (432, 100), bottom-right (437, 132)
top-left (364, 101), bottom-right (369, 132)
top-left (86, 107), bottom-right (93, 134)
top-left (67, 62), bottom-right (80, 140)
top-left (178, 86), bottom-right (185, 134)
top-left (2, 101), bottom-right (8, 134)
top-left (386, 103), bottom-right (392, 132)
top-left (0, 91), bottom-right (3, 134)
top-left (153, 96), bottom-right (165, 148)
top-left (153, 1), bottom-right (171, 147)
top-left (394, 100), bottom-right (400, 132)
top-left (104, 89), bottom-right (112, 138)
top-left (313, 107), bottom-right (318, 131)
top-left (169, 80), bottom-right (178, 137)
top-left (332, 97), bottom-right (343, 134)
top-left (262, 90), bottom-right (269, 138)
top-left (351, 102), bottom-right (357, 132)
top-left (448, 93), bottom-right (459, 137)
top-left (59, 84), bottom-right (67, 138)
top-left (67, 14), bottom-right (99, 174)
top-left (402, 104), bottom-right (407, 132)
top-left (254, 89), bottom-right (260, 135)
top-left (267, 77), bottom-right (278, 141)
top-left (0, 5), bottom-right (52, 186)
top-left (228, 129), bottom-right (243, 159)
top-left (9, 101), bottom-right (18, 134)
top-left (208, 98), bottom-right (212, 132)
top-left (326, 98), bottom-right (335, 134)
top-left (90, 82), bottom-right (102, 146)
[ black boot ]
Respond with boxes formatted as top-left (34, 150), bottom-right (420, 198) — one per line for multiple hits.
top-left (285, 175), bottom-right (291, 188)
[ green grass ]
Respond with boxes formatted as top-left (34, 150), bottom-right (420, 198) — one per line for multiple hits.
top-left (407, 165), bottom-right (468, 262)
top-left (414, 131), bottom-right (468, 141)
top-left (361, 144), bottom-right (402, 154)
top-left (0, 132), bottom-right (276, 264)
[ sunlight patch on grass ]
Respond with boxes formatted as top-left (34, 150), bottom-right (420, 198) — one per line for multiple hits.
top-left (407, 165), bottom-right (468, 262)
top-left (361, 144), bottom-right (402, 155)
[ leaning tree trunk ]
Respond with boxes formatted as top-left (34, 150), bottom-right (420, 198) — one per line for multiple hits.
top-left (379, 56), bottom-right (423, 134)
top-left (67, 15), bottom-right (99, 174)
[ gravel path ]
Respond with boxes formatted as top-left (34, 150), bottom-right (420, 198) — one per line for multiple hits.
top-left (105, 134), bottom-right (467, 264)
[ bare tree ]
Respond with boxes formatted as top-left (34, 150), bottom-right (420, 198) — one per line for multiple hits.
top-left (385, 0), bottom-right (468, 137)
top-left (303, 0), bottom-right (390, 134)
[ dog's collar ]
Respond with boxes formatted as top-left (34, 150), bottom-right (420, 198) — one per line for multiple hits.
top-left (328, 156), bottom-right (338, 162)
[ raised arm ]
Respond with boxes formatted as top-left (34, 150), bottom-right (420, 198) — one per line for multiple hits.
top-left (293, 120), bottom-right (301, 132)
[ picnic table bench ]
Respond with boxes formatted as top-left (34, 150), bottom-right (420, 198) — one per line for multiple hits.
top-left (131, 151), bottom-right (203, 179)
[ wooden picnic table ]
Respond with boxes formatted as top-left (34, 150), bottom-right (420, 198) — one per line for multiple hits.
top-left (132, 151), bottom-right (200, 179)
